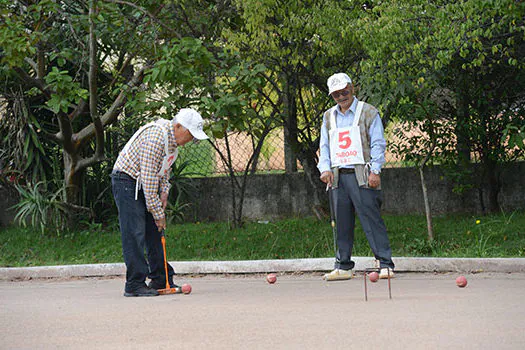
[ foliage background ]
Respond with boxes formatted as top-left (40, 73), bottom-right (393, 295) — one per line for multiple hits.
top-left (0, 0), bottom-right (524, 233)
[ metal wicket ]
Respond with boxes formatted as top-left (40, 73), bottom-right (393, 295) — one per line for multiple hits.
top-left (363, 267), bottom-right (392, 301)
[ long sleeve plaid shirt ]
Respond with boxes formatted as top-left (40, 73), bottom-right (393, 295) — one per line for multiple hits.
top-left (113, 121), bottom-right (176, 220)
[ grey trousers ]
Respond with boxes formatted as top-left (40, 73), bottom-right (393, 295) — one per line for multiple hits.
top-left (333, 173), bottom-right (394, 270)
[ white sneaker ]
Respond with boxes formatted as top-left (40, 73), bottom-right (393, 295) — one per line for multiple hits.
top-left (323, 269), bottom-right (354, 281)
top-left (374, 259), bottom-right (380, 269)
top-left (379, 267), bottom-right (395, 279)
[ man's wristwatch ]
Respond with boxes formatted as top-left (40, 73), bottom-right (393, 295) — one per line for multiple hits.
top-left (371, 169), bottom-right (381, 175)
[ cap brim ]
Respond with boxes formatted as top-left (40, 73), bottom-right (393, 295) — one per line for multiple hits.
top-left (328, 83), bottom-right (349, 95)
top-left (190, 129), bottom-right (209, 140)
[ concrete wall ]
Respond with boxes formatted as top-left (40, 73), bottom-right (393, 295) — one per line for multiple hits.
top-left (0, 182), bottom-right (19, 227)
top-left (189, 162), bottom-right (525, 222)
top-left (2, 163), bottom-right (524, 226)
top-left (190, 172), bottom-right (320, 222)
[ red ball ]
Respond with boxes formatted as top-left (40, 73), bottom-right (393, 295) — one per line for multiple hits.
top-left (266, 273), bottom-right (277, 284)
top-left (369, 271), bottom-right (379, 283)
top-left (456, 276), bottom-right (467, 288)
top-left (181, 283), bottom-right (192, 294)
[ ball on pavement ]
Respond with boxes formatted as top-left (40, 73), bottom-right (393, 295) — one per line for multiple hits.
top-left (266, 273), bottom-right (277, 284)
top-left (181, 283), bottom-right (192, 294)
top-left (456, 276), bottom-right (467, 288)
top-left (369, 271), bottom-right (379, 283)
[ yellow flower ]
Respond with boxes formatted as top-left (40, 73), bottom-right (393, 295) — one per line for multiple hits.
top-left (475, 220), bottom-right (481, 225)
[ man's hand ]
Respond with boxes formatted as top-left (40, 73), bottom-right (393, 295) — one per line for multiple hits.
top-left (155, 217), bottom-right (166, 232)
top-left (320, 171), bottom-right (334, 186)
top-left (368, 172), bottom-right (381, 188)
top-left (160, 192), bottom-right (169, 211)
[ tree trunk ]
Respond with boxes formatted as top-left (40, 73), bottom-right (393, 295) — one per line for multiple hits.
top-left (234, 127), bottom-right (273, 228)
top-left (419, 166), bottom-right (434, 241)
top-left (456, 88), bottom-right (471, 165)
top-left (480, 159), bottom-right (501, 213)
top-left (64, 151), bottom-right (81, 205)
top-left (296, 141), bottom-right (325, 219)
top-left (63, 150), bottom-right (92, 226)
top-left (283, 73), bottom-right (298, 173)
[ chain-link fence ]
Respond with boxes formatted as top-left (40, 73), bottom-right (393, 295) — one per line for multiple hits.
top-left (177, 128), bottom-right (289, 177)
top-left (177, 124), bottom-right (411, 177)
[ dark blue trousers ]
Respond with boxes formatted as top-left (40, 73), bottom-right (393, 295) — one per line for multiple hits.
top-left (111, 171), bottom-right (175, 292)
top-left (333, 173), bottom-right (394, 270)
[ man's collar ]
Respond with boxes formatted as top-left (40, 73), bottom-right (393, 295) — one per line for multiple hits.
top-left (334, 97), bottom-right (358, 115)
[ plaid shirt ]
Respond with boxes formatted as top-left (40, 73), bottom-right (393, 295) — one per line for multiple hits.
top-left (114, 121), bottom-right (176, 220)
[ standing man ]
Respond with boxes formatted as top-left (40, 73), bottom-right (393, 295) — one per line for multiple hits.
top-left (111, 108), bottom-right (209, 297)
top-left (318, 73), bottom-right (395, 281)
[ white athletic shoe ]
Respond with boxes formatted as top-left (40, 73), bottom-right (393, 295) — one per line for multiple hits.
top-left (323, 268), bottom-right (354, 281)
top-left (374, 259), bottom-right (380, 269)
top-left (379, 267), bottom-right (395, 279)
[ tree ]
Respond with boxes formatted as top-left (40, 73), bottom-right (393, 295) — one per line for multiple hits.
top-left (357, 0), bottom-right (525, 213)
top-left (203, 55), bottom-right (278, 227)
top-left (146, 0), bottom-right (282, 228)
top-left (223, 0), bottom-right (368, 214)
top-left (0, 0), bottom-right (213, 222)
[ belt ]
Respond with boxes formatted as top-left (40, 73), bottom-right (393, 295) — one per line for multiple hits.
top-left (111, 170), bottom-right (135, 181)
top-left (338, 168), bottom-right (355, 174)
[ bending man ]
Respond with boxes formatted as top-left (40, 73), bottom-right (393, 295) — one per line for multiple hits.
top-left (112, 108), bottom-right (209, 296)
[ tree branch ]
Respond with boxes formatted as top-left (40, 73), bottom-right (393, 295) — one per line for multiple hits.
top-left (69, 99), bottom-right (88, 121)
top-left (74, 64), bottom-right (149, 158)
top-left (88, 0), bottom-right (104, 161)
top-left (36, 45), bottom-right (45, 79)
top-left (13, 67), bottom-right (52, 99)
top-left (103, 0), bottom-right (180, 38)
top-left (23, 57), bottom-right (38, 72)
top-left (261, 71), bottom-right (282, 95)
top-left (56, 108), bottom-right (77, 153)
top-left (101, 65), bottom-right (149, 126)
top-left (69, 0), bottom-right (105, 173)
top-left (29, 124), bottom-right (61, 144)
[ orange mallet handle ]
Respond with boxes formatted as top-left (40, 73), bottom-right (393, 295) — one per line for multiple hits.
top-left (161, 231), bottom-right (170, 290)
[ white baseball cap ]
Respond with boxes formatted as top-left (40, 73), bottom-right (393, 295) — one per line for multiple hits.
top-left (327, 73), bottom-right (352, 95)
top-left (175, 108), bottom-right (209, 140)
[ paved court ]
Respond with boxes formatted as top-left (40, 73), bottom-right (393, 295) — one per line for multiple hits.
top-left (1, 272), bottom-right (524, 349)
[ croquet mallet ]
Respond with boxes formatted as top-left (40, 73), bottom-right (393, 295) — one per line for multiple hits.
top-left (327, 183), bottom-right (337, 256)
top-left (157, 230), bottom-right (182, 295)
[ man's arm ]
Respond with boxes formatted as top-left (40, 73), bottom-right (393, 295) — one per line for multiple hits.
top-left (318, 111), bottom-right (335, 185)
top-left (367, 113), bottom-right (386, 188)
top-left (368, 113), bottom-right (387, 173)
top-left (138, 128), bottom-right (165, 221)
top-left (160, 177), bottom-right (171, 210)
top-left (317, 112), bottom-right (332, 174)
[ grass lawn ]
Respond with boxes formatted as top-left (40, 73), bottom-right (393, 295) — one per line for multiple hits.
top-left (1, 211), bottom-right (524, 267)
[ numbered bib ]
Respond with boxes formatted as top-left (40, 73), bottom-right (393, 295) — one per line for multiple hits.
top-left (329, 101), bottom-right (365, 167)
top-left (159, 149), bottom-right (178, 177)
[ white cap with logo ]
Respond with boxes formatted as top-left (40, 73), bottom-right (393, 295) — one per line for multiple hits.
top-left (175, 108), bottom-right (209, 140)
top-left (327, 73), bottom-right (352, 95)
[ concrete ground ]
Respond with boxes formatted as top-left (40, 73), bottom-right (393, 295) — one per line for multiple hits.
top-left (1, 272), bottom-right (524, 350)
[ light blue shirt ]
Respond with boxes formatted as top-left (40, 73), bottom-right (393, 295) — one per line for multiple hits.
top-left (317, 97), bottom-right (386, 174)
